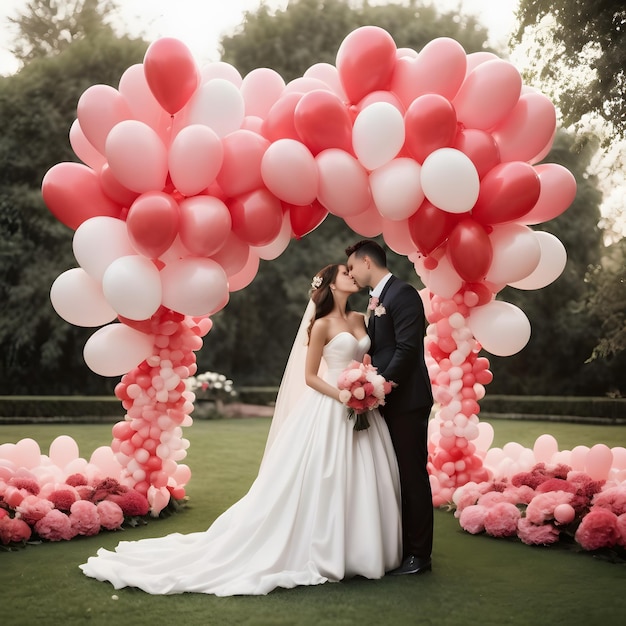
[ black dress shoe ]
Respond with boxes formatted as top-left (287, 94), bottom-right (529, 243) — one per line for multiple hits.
top-left (387, 555), bottom-right (432, 576)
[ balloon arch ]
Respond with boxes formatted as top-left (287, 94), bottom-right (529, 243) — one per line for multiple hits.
top-left (35, 27), bottom-right (582, 515)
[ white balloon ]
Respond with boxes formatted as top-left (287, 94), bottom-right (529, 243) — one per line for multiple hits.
top-left (468, 300), bottom-right (531, 356)
top-left (160, 258), bottom-right (229, 316)
top-left (83, 324), bottom-right (154, 377)
top-left (486, 223), bottom-right (542, 285)
top-left (73, 216), bottom-right (137, 281)
top-left (185, 78), bottom-right (245, 137)
top-left (50, 268), bottom-right (118, 327)
top-left (102, 255), bottom-right (162, 321)
top-left (421, 148), bottom-right (479, 214)
top-left (200, 61), bottom-right (243, 86)
top-left (370, 158), bottom-right (424, 220)
top-left (353, 102), bottom-right (405, 170)
top-left (252, 212), bottom-right (292, 261)
top-left (508, 231), bottom-right (567, 290)
top-left (241, 68), bottom-right (285, 118)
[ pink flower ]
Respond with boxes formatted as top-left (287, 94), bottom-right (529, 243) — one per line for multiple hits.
top-left (484, 502), bottom-right (521, 538)
top-left (452, 481), bottom-right (492, 516)
top-left (96, 500), bottom-right (124, 530)
top-left (34, 509), bottom-right (75, 541)
top-left (0, 516), bottom-right (32, 545)
top-left (502, 485), bottom-right (535, 506)
top-left (8, 477), bottom-right (40, 495)
top-left (459, 504), bottom-right (487, 534)
top-left (591, 485), bottom-right (626, 516)
top-left (367, 296), bottom-right (379, 311)
top-left (617, 513), bottom-right (626, 546)
top-left (574, 507), bottom-right (620, 551)
top-left (65, 473), bottom-right (88, 487)
top-left (477, 491), bottom-right (507, 508)
top-left (535, 478), bottom-right (577, 494)
top-left (75, 485), bottom-right (95, 501)
top-left (517, 518), bottom-right (560, 545)
top-left (15, 495), bottom-right (54, 526)
top-left (3, 486), bottom-right (28, 508)
top-left (69, 500), bottom-right (101, 536)
top-left (525, 491), bottom-right (573, 524)
top-left (48, 488), bottom-right (79, 512)
top-left (107, 489), bottom-right (150, 517)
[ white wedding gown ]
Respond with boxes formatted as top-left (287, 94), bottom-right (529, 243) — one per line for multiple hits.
top-left (80, 333), bottom-right (402, 596)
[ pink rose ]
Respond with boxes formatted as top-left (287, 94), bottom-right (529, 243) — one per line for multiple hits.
top-left (96, 500), bottom-right (124, 530)
top-left (574, 507), bottom-right (620, 551)
top-left (35, 509), bottom-right (75, 541)
top-left (69, 500), bottom-right (101, 536)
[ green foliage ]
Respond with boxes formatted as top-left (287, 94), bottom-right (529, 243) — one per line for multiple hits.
top-left (513, 0), bottom-right (626, 138)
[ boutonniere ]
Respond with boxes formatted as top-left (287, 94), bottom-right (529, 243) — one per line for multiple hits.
top-left (368, 297), bottom-right (386, 317)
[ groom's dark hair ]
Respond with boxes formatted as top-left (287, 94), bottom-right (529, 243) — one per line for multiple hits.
top-left (345, 239), bottom-right (387, 268)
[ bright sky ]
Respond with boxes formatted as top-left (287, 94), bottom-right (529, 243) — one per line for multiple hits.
top-left (0, 0), bottom-right (519, 76)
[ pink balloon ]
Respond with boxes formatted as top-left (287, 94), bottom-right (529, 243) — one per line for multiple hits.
top-left (486, 223), bottom-right (541, 285)
top-left (241, 67), bottom-right (285, 117)
top-left (294, 90), bottom-right (353, 155)
top-left (382, 218), bottom-right (417, 255)
top-left (261, 139), bottom-right (318, 205)
top-left (452, 128), bottom-right (500, 179)
top-left (210, 231), bottom-right (250, 276)
top-left (316, 149), bottom-right (372, 217)
top-left (42, 162), bottom-right (122, 230)
top-left (168, 124), bottom-right (223, 196)
top-left (468, 300), bottom-right (531, 357)
top-left (118, 63), bottom-right (169, 133)
top-left (520, 164), bottom-right (577, 225)
top-left (69, 119), bottom-right (107, 170)
top-left (491, 92), bottom-right (557, 162)
top-left (253, 212), bottom-right (292, 260)
top-left (229, 189), bottom-right (283, 246)
top-left (228, 250), bottom-right (260, 292)
top-left (472, 162), bottom-right (541, 225)
top-left (105, 120), bottom-right (168, 193)
top-left (390, 37), bottom-right (467, 107)
top-left (453, 60), bottom-right (522, 130)
top-left (404, 94), bottom-right (457, 164)
top-left (216, 130), bottom-right (269, 197)
top-left (585, 444), bottom-right (613, 481)
top-left (533, 434), bottom-right (559, 463)
top-left (143, 38), bottom-right (200, 114)
top-left (126, 192), bottom-right (180, 258)
top-left (77, 84), bottom-right (133, 154)
top-left (336, 26), bottom-right (397, 104)
top-left (98, 164), bottom-right (140, 208)
top-left (178, 196), bottom-right (232, 256)
top-left (262, 92), bottom-right (303, 142)
top-left (508, 231), bottom-right (567, 290)
top-left (342, 202), bottom-right (384, 237)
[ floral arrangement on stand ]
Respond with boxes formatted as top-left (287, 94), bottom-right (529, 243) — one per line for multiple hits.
top-left (185, 370), bottom-right (237, 418)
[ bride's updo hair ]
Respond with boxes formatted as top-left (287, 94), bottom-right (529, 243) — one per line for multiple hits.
top-left (307, 264), bottom-right (339, 339)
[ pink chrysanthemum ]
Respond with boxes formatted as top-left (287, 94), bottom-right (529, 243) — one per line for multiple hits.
top-left (0, 516), bottom-right (32, 544)
top-left (517, 518), bottom-right (560, 545)
top-left (69, 500), bottom-right (101, 536)
top-left (459, 504), bottom-right (487, 534)
top-left (34, 509), bottom-right (75, 541)
top-left (107, 489), bottom-right (150, 517)
top-left (15, 495), bottom-right (54, 526)
top-left (48, 488), bottom-right (79, 512)
top-left (591, 485), bottom-right (626, 516)
top-left (502, 485), bottom-right (535, 506)
top-left (484, 502), bottom-right (521, 538)
top-left (574, 507), bottom-right (620, 551)
top-left (8, 477), bottom-right (40, 495)
top-left (96, 500), bottom-right (124, 530)
top-left (65, 473), bottom-right (88, 487)
top-left (477, 491), bottom-right (507, 508)
top-left (452, 481), bottom-right (491, 516)
top-left (525, 491), bottom-right (573, 525)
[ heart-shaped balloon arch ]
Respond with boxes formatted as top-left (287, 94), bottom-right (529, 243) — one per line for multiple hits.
top-left (37, 27), bottom-right (584, 514)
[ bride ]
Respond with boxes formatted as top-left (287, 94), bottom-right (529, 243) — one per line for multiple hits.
top-left (80, 263), bottom-right (402, 596)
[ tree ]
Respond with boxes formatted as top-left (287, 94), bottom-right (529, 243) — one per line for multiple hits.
top-left (513, 0), bottom-right (626, 139)
top-left (8, 0), bottom-right (119, 66)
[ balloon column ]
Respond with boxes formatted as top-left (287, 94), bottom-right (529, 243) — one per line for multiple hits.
top-left (40, 28), bottom-right (576, 513)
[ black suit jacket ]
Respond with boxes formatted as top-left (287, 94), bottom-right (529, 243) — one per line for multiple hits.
top-left (368, 276), bottom-right (433, 415)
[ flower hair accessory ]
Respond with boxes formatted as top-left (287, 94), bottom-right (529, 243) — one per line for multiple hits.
top-left (311, 275), bottom-right (323, 290)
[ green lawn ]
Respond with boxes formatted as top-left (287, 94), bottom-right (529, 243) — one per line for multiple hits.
top-left (2, 418), bottom-right (626, 626)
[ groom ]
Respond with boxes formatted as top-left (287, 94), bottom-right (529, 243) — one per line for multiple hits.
top-left (346, 239), bottom-right (434, 575)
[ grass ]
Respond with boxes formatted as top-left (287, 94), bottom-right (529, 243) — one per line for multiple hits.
top-left (2, 417), bottom-right (626, 626)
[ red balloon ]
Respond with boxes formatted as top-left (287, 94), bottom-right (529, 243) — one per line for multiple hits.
top-left (287, 200), bottom-right (329, 239)
top-left (262, 92), bottom-right (303, 142)
top-left (127, 191), bottom-right (180, 258)
top-left (143, 38), bottom-right (200, 114)
top-left (408, 199), bottom-right (458, 255)
top-left (210, 231), bottom-right (250, 276)
top-left (472, 162), bottom-right (541, 225)
top-left (447, 218), bottom-right (493, 282)
top-left (229, 188), bottom-right (283, 246)
top-left (336, 26), bottom-right (397, 104)
top-left (453, 128), bottom-right (500, 179)
top-left (99, 164), bottom-right (140, 207)
top-left (42, 162), bottom-right (122, 230)
top-left (294, 90), bottom-right (353, 155)
top-left (404, 94), bottom-right (457, 164)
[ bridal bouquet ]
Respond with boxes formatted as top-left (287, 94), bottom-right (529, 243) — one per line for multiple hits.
top-left (337, 355), bottom-right (394, 431)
